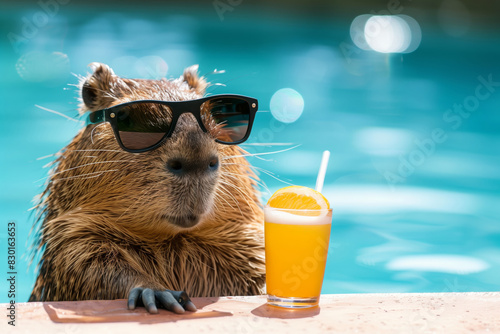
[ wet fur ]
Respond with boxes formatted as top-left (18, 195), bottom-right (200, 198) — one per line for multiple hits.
top-left (29, 63), bottom-right (265, 301)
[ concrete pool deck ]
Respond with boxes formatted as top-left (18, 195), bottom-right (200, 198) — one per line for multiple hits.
top-left (3, 292), bottom-right (499, 333)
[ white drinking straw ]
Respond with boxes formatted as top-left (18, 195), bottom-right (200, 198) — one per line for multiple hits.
top-left (315, 150), bottom-right (330, 193)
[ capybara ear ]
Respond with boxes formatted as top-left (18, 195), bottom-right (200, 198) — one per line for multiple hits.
top-left (182, 65), bottom-right (207, 95)
top-left (81, 62), bottom-right (117, 110)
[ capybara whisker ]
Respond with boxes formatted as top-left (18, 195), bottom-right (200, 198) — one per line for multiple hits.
top-left (53, 169), bottom-right (119, 182)
top-left (253, 167), bottom-right (294, 186)
top-left (35, 104), bottom-right (82, 123)
top-left (215, 184), bottom-right (243, 217)
top-left (221, 171), bottom-right (263, 192)
top-left (221, 144), bottom-right (301, 160)
top-left (222, 162), bottom-right (293, 186)
top-left (37, 153), bottom-right (62, 161)
top-left (222, 171), bottom-right (271, 195)
top-left (42, 160), bottom-right (59, 169)
top-left (90, 122), bottom-right (108, 144)
top-left (218, 180), bottom-right (256, 216)
top-left (240, 142), bottom-right (294, 147)
top-left (34, 158), bottom-right (135, 183)
top-left (224, 153), bottom-right (272, 162)
top-left (213, 192), bottom-right (232, 214)
top-left (50, 160), bottom-right (136, 177)
top-left (65, 148), bottom-right (129, 154)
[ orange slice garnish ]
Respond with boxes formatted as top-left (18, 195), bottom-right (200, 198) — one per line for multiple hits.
top-left (267, 186), bottom-right (330, 213)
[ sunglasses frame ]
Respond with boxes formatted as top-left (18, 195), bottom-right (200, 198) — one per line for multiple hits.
top-left (87, 94), bottom-right (258, 153)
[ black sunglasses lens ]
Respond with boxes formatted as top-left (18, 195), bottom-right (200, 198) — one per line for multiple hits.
top-left (115, 103), bottom-right (172, 151)
top-left (201, 98), bottom-right (251, 143)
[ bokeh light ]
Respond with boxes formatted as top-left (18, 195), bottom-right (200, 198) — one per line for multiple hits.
top-left (386, 255), bottom-right (490, 275)
top-left (353, 127), bottom-right (414, 156)
top-left (16, 51), bottom-right (70, 83)
top-left (269, 88), bottom-right (305, 123)
top-left (351, 15), bottom-right (421, 54)
top-left (350, 14), bottom-right (372, 51)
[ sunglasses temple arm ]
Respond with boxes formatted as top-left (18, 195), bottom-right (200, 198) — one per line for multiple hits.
top-left (86, 109), bottom-right (106, 126)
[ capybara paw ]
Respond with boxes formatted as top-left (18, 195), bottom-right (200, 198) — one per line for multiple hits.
top-left (127, 287), bottom-right (196, 314)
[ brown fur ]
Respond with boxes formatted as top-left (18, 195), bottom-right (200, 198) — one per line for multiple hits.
top-left (29, 63), bottom-right (265, 302)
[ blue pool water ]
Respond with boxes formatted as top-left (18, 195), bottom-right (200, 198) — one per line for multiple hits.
top-left (1, 3), bottom-right (499, 303)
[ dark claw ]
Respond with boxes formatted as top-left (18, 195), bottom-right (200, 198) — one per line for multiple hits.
top-left (127, 287), bottom-right (196, 314)
top-left (169, 290), bottom-right (189, 307)
top-left (142, 288), bottom-right (158, 314)
top-left (155, 290), bottom-right (184, 314)
top-left (184, 300), bottom-right (197, 312)
top-left (167, 290), bottom-right (197, 312)
top-left (127, 287), bottom-right (142, 310)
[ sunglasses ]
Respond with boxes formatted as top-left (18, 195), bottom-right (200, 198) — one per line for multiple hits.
top-left (87, 94), bottom-right (258, 153)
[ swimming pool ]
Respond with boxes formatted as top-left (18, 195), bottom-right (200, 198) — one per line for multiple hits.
top-left (1, 2), bottom-right (499, 303)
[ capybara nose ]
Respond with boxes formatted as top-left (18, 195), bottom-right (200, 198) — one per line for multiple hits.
top-left (167, 156), bottom-right (219, 176)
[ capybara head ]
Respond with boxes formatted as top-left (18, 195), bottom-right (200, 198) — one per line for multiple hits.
top-left (48, 63), bottom-right (257, 237)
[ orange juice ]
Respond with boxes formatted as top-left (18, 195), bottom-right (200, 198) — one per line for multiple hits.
top-left (264, 207), bottom-right (332, 304)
